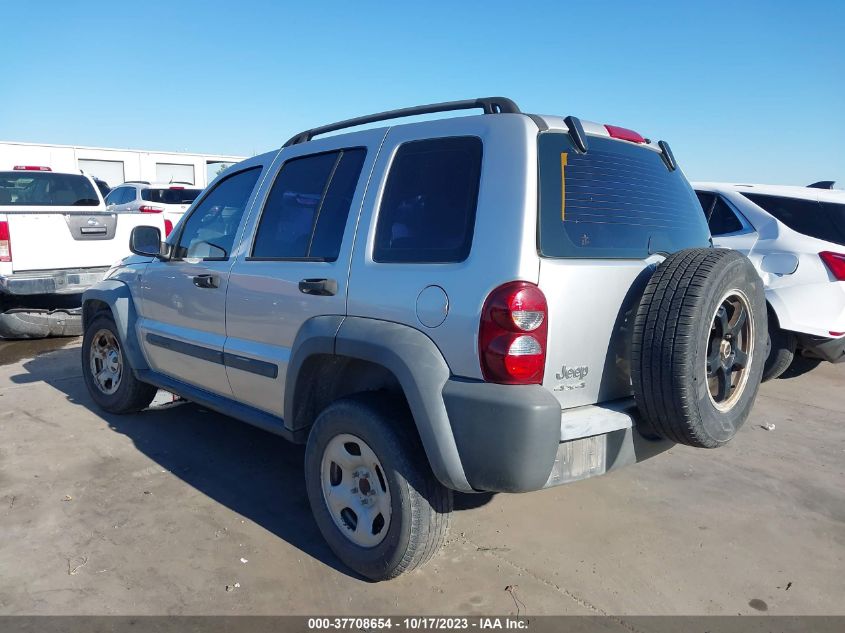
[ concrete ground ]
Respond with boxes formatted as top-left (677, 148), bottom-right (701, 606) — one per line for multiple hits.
top-left (0, 338), bottom-right (842, 616)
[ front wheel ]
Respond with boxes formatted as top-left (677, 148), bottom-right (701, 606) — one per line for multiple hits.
top-left (304, 394), bottom-right (452, 580)
top-left (82, 313), bottom-right (157, 413)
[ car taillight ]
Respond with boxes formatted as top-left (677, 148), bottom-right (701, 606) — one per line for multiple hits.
top-left (0, 221), bottom-right (11, 262)
top-left (820, 251), bottom-right (845, 281)
top-left (139, 205), bottom-right (163, 213)
top-left (479, 281), bottom-right (548, 384)
top-left (604, 124), bottom-right (646, 144)
top-left (13, 165), bottom-right (51, 171)
top-left (164, 219), bottom-right (173, 236)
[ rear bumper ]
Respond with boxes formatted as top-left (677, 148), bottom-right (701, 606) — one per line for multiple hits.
top-left (797, 333), bottom-right (845, 363)
top-left (0, 268), bottom-right (109, 296)
top-left (443, 380), bottom-right (671, 493)
top-left (0, 307), bottom-right (82, 339)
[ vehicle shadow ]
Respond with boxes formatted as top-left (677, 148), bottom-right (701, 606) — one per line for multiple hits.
top-left (11, 345), bottom-right (492, 580)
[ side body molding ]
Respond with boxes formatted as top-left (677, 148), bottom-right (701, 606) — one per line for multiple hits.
top-left (285, 316), bottom-right (473, 493)
top-left (82, 280), bottom-right (149, 373)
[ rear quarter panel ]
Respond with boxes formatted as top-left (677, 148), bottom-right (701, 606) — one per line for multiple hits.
top-left (346, 114), bottom-right (541, 380)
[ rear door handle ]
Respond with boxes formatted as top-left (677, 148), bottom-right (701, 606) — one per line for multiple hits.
top-left (192, 274), bottom-right (219, 289)
top-left (298, 278), bottom-right (337, 296)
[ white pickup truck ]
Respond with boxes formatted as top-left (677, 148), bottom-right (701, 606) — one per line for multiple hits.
top-left (0, 166), bottom-right (164, 338)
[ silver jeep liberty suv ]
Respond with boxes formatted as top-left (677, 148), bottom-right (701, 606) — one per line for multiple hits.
top-left (81, 97), bottom-right (767, 580)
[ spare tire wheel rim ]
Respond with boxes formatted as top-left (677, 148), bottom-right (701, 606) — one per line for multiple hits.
top-left (706, 289), bottom-right (754, 412)
top-left (89, 329), bottom-right (123, 395)
top-left (320, 433), bottom-right (392, 548)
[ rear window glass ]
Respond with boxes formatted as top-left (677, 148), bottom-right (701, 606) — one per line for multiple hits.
top-left (0, 171), bottom-right (99, 206)
top-left (374, 136), bottom-right (482, 263)
top-left (538, 134), bottom-right (710, 258)
top-left (742, 193), bottom-right (845, 246)
top-left (141, 188), bottom-right (203, 205)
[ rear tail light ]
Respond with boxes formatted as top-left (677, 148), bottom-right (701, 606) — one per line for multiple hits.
top-left (820, 251), bottom-right (845, 281)
top-left (0, 221), bottom-right (11, 262)
top-left (164, 219), bottom-right (173, 236)
top-left (479, 281), bottom-right (548, 384)
top-left (13, 165), bottom-right (51, 171)
top-left (604, 124), bottom-right (646, 144)
top-left (139, 205), bottom-right (163, 213)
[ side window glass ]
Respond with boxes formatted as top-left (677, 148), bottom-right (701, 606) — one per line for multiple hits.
top-left (105, 188), bottom-right (122, 205)
top-left (373, 136), bottom-right (482, 263)
top-left (175, 166), bottom-right (262, 260)
top-left (708, 197), bottom-right (744, 236)
top-left (252, 148), bottom-right (366, 261)
top-left (124, 187), bottom-right (136, 202)
top-left (696, 191), bottom-right (715, 216)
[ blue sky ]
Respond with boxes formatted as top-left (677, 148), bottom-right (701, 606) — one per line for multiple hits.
top-left (1, 0), bottom-right (842, 185)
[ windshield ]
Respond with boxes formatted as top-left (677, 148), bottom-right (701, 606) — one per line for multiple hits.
top-left (0, 172), bottom-right (100, 206)
top-left (742, 193), bottom-right (845, 247)
top-left (141, 188), bottom-right (202, 205)
top-left (538, 134), bottom-right (710, 258)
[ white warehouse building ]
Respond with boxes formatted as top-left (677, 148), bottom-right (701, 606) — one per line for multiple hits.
top-left (0, 140), bottom-right (246, 190)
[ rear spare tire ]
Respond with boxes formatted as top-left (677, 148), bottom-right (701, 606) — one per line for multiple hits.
top-left (631, 248), bottom-right (767, 448)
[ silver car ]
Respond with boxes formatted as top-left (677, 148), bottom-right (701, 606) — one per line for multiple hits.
top-left (81, 97), bottom-right (767, 580)
top-left (105, 181), bottom-right (203, 237)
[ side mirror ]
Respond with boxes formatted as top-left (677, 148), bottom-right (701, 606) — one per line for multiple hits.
top-left (130, 225), bottom-right (164, 258)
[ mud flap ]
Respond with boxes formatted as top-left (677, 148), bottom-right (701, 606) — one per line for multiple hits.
top-left (0, 308), bottom-right (83, 339)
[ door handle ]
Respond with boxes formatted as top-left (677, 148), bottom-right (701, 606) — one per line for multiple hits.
top-left (298, 278), bottom-right (337, 296)
top-left (192, 274), bottom-right (219, 289)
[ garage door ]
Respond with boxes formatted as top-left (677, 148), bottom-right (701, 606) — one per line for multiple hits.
top-left (156, 163), bottom-right (195, 184)
top-left (78, 159), bottom-right (125, 188)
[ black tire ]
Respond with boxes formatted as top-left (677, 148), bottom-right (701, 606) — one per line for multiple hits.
top-left (779, 354), bottom-right (822, 380)
top-left (631, 248), bottom-right (767, 448)
top-left (762, 319), bottom-right (796, 382)
top-left (81, 312), bottom-right (157, 413)
top-left (304, 393), bottom-right (452, 581)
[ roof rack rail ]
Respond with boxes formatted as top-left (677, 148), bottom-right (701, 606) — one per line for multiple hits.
top-left (283, 97), bottom-right (521, 147)
top-left (124, 180), bottom-right (150, 185)
top-left (807, 180), bottom-right (835, 189)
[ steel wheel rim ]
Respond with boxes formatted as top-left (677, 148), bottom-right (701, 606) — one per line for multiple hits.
top-left (706, 289), bottom-right (754, 412)
top-left (89, 329), bottom-right (123, 395)
top-left (320, 433), bottom-right (391, 548)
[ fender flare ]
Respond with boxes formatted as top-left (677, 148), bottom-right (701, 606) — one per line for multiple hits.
top-left (82, 281), bottom-right (149, 372)
top-left (284, 316), bottom-right (473, 492)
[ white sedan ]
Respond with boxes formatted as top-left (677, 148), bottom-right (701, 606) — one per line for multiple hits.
top-left (693, 181), bottom-right (845, 380)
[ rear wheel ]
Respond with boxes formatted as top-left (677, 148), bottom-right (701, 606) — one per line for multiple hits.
top-left (762, 320), bottom-right (796, 382)
top-left (82, 313), bottom-right (157, 413)
top-left (304, 394), bottom-right (452, 580)
top-left (632, 248), bottom-right (767, 448)
top-left (779, 354), bottom-right (822, 379)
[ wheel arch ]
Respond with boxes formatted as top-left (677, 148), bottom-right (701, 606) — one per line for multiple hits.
top-left (82, 281), bottom-right (149, 372)
top-left (284, 316), bottom-right (473, 492)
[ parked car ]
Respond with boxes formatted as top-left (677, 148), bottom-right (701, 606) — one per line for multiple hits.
top-left (93, 178), bottom-right (111, 199)
top-left (81, 98), bottom-right (767, 580)
top-left (694, 181), bottom-right (845, 380)
top-left (0, 166), bottom-right (165, 338)
top-left (105, 181), bottom-right (203, 237)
